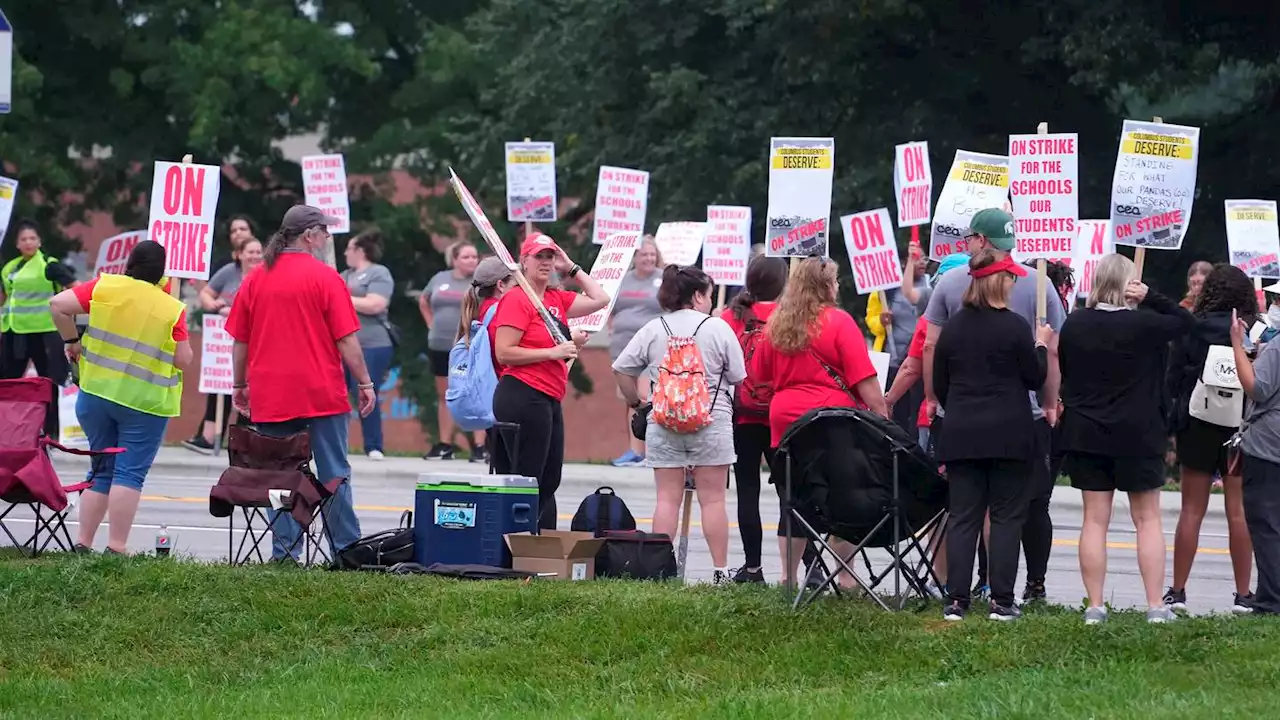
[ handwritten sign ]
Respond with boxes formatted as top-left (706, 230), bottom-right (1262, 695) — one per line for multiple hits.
top-left (147, 161), bottom-right (221, 281)
top-left (95, 230), bottom-right (146, 277)
top-left (591, 165), bottom-right (649, 245)
top-left (1072, 220), bottom-right (1113, 299)
top-left (930, 150), bottom-right (1008, 259)
top-left (1109, 119), bottom-right (1200, 250)
top-left (301, 154), bottom-right (351, 235)
top-left (841, 208), bottom-right (902, 295)
top-left (894, 142), bottom-right (932, 227)
top-left (702, 206), bottom-right (751, 287)
top-left (1225, 200), bottom-right (1280, 278)
top-left (766, 137), bottom-right (834, 257)
top-left (654, 222), bottom-right (707, 268)
top-left (569, 232), bottom-right (641, 333)
top-left (505, 142), bottom-right (557, 222)
top-left (1008, 133), bottom-right (1079, 261)
top-left (199, 315), bottom-right (234, 395)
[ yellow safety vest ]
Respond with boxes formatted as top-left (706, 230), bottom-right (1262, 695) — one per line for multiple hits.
top-left (79, 274), bottom-right (186, 417)
top-left (1, 252), bottom-right (59, 334)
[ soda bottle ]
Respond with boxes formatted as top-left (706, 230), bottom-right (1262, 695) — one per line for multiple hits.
top-left (155, 525), bottom-right (172, 557)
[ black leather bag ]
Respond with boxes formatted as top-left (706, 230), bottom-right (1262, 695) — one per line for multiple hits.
top-left (595, 530), bottom-right (678, 580)
top-left (333, 511), bottom-right (414, 570)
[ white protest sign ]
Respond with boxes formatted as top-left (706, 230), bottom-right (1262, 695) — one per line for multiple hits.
top-left (840, 208), bottom-right (902, 295)
top-left (448, 168), bottom-right (516, 267)
top-left (703, 206), bottom-right (751, 287)
top-left (766, 137), bottom-right (835, 257)
top-left (1008, 133), bottom-right (1079, 262)
top-left (0, 11), bottom-right (11, 115)
top-left (894, 142), bottom-right (932, 227)
top-left (654, 222), bottom-right (707, 268)
top-left (505, 142), bottom-right (557, 222)
top-left (930, 150), bottom-right (1009, 259)
top-left (58, 384), bottom-right (88, 450)
top-left (95, 230), bottom-right (146, 277)
top-left (1072, 220), bottom-right (1113, 299)
top-left (1225, 200), bottom-right (1280, 278)
top-left (870, 350), bottom-right (891, 394)
top-left (0, 175), bottom-right (16, 247)
top-left (1109, 119), bottom-right (1200, 250)
top-left (591, 166), bottom-right (649, 245)
top-left (199, 315), bottom-right (234, 395)
top-left (568, 232), bottom-right (642, 333)
top-left (301, 154), bottom-right (351, 235)
top-left (147, 161), bottom-right (221, 281)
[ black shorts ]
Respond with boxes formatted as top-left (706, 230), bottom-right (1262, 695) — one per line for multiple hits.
top-left (1065, 453), bottom-right (1166, 493)
top-left (428, 349), bottom-right (451, 378)
top-left (1176, 417), bottom-right (1237, 476)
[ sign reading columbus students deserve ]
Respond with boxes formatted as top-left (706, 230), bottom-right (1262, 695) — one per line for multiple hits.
top-left (840, 208), bottom-right (902, 295)
top-left (301, 154), bottom-right (351, 235)
top-left (568, 232), bottom-right (641, 333)
top-left (505, 141), bottom-right (557, 222)
top-left (703, 206), bottom-right (751, 287)
top-left (1008, 133), bottom-right (1079, 261)
top-left (894, 141), bottom-right (932, 227)
top-left (930, 150), bottom-right (1009, 259)
top-left (591, 166), bottom-right (649, 244)
top-left (765, 137), bottom-right (834, 257)
top-left (146, 161), bottom-right (221, 281)
top-left (1109, 119), bottom-right (1200, 250)
top-left (1225, 200), bottom-right (1280, 278)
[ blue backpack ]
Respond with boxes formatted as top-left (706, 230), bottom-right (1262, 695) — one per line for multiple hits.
top-left (446, 304), bottom-right (500, 431)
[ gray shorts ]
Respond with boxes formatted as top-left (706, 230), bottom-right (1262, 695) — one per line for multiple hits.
top-left (644, 416), bottom-right (737, 468)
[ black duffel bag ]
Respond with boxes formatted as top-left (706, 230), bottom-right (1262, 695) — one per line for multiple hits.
top-left (595, 530), bottom-right (677, 580)
top-left (333, 510), bottom-right (414, 570)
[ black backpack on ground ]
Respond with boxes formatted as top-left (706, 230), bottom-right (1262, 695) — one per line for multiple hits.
top-left (570, 487), bottom-right (637, 535)
top-left (332, 511), bottom-right (414, 570)
top-left (595, 530), bottom-right (678, 580)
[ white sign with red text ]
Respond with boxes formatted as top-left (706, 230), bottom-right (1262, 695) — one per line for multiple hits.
top-left (94, 230), bottom-right (146, 277)
top-left (505, 141), bottom-right (557, 222)
top-left (1225, 200), bottom-right (1280, 279)
top-left (592, 166), bottom-right (649, 245)
top-left (199, 315), bottom-right (234, 395)
top-left (841, 208), bottom-right (902, 295)
top-left (766, 137), bottom-right (835, 257)
top-left (1072, 220), bottom-right (1113, 299)
top-left (301, 154), bottom-right (351, 235)
top-left (568, 232), bottom-right (641, 334)
top-left (448, 168), bottom-right (516, 267)
top-left (702, 206), bottom-right (751, 287)
top-left (930, 150), bottom-right (1008, 260)
top-left (654, 222), bottom-right (707, 268)
top-left (894, 142), bottom-right (932, 227)
top-left (1109, 119), bottom-right (1200, 250)
top-left (147, 161), bottom-right (221, 281)
top-left (1008, 133), bottom-right (1079, 261)
top-left (0, 175), bottom-right (16, 247)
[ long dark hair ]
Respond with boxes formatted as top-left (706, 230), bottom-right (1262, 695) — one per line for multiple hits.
top-left (264, 228), bottom-right (304, 268)
top-left (727, 256), bottom-right (788, 322)
top-left (657, 265), bottom-right (713, 312)
top-left (1195, 263), bottom-right (1258, 323)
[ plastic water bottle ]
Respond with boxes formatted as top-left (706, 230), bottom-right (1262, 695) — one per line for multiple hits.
top-left (155, 525), bottom-right (172, 557)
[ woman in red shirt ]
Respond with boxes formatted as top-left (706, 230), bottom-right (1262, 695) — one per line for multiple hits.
top-left (490, 234), bottom-right (610, 529)
top-left (751, 256), bottom-right (888, 585)
top-left (719, 255), bottom-right (788, 584)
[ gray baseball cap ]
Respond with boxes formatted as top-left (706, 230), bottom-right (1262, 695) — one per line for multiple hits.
top-left (473, 256), bottom-right (512, 287)
top-left (280, 205), bottom-right (340, 235)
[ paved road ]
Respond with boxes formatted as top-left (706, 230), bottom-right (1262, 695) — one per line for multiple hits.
top-left (5, 448), bottom-right (1245, 615)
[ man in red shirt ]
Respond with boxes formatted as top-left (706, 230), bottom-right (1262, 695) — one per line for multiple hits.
top-left (227, 205), bottom-right (376, 560)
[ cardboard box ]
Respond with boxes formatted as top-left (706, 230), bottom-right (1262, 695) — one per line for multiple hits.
top-left (505, 530), bottom-right (606, 581)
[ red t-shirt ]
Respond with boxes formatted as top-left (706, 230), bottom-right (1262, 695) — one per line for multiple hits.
top-left (750, 306), bottom-right (878, 446)
top-left (225, 253), bottom-right (361, 422)
top-left (720, 302), bottom-right (777, 426)
top-left (490, 288), bottom-right (577, 401)
top-left (72, 279), bottom-right (188, 341)
top-left (906, 317), bottom-right (930, 428)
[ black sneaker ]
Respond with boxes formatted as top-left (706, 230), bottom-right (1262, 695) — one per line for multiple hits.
top-left (943, 603), bottom-right (967, 621)
top-left (1019, 580), bottom-right (1047, 606)
top-left (72, 543), bottom-right (92, 553)
top-left (182, 436), bottom-right (214, 455)
top-left (732, 566), bottom-right (766, 584)
top-left (1163, 587), bottom-right (1188, 612)
top-left (1233, 592), bottom-right (1256, 615)
top-left (988, 602), bottom-right (1022, 622)
top-left (424, 443), bottom-right (455, 460)
top-left (971, 582), bottom-right (990, 602)
top-left (469, 446), bottom-right (489, 464)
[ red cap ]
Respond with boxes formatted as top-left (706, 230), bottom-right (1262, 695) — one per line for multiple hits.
top-left (969, 255), bottom-right (1028, 279)
top-left (520, 233), bottom-right (562, 258)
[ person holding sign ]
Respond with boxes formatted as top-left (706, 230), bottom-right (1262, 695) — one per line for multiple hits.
top-left (609, 236), bottom-right (665, 467)
top-left (419, 241), bottom-right (482, 461)
top-left (490, 234), bottom-right (610, 530)
top-left (342, 230), bottom-right (396, 462)
top-left (48, 240), bottom-right (193, 554)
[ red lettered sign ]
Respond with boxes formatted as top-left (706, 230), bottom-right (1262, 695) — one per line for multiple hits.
top-left (840, 208), bottom-right (902, 295)
top-left (146, 161), bottom-right (221, 281)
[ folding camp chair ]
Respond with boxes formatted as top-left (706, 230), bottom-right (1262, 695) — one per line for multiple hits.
top-left (0, 377), bottom-right (123, 555)
top-left (209, 422), bottom-right (338, 567)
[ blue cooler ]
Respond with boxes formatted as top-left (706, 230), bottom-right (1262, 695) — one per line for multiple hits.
top-left (413, 474), bottom-right (539, 567)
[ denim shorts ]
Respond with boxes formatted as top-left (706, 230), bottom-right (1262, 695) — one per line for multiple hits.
top-left (76, 389), bottom-right (170, 492)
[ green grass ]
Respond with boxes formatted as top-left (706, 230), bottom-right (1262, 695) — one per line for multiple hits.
top-left (2, 557), bottom-right (1278, 718)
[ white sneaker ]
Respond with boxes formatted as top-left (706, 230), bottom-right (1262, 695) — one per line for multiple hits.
top-left (368, 450), bottom-right (385, 461)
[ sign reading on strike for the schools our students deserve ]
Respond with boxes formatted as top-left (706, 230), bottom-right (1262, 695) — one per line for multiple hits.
top-left (448, 168), bottom-right (516, 267)
top-left (766, 137), bottom-right (835, 257)
top-left (894, 142), bottom-right (932, 227)
top-left (1225, 200), bottom-right (1280, 278)
top-left (930, 150), bottom-right (1009, 259)
top-left (592, 166), bottom-right (649, 245)
top-left (147, 161), bottom-right (221, 281)
top-left (702, 206), bottom-right (751, 287)
top-left (199, 314), bottom-right (234, 395)
top-left (1072, 220), bottom-right (1113, 298)
top-left (568, 232), bottom-right (642, 334)
top-left (1109, 119), bottom-right (1200, 250)
top-left (301, 154), bottom-right (351, 235)
top-left (95, 230), bottom-right (146, 277)
top-left (1008, 133), bottom-right (1079, 261)
top-left (505, 141), bottom-right (557, 223)
top-left (840, 208), bottom-right (902, 295)
top-left (654, 222), bottom-right (707, 268)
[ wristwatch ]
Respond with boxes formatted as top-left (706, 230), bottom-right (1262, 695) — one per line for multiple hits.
top-left (568, 264), bottom-right (582, 278)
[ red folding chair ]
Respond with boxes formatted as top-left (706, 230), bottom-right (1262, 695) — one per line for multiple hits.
top-left (0, 377), bottom-right (123, 555)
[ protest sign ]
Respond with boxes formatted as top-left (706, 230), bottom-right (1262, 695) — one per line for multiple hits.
top-left (505, 142), bottom-right (557, 222)
top-left (1008, 133), bottom-right (1078, 261)
top-left (1072, 220), bottom-right (1113, 298)
top-left (568, 232), bottom-right (642, 333)
top-left (1225, 200), bottom-right (1280, 278)
top-left (301, 154), bottom-right (351, 235)
top-left (0, 175), bottom-right (16, 246)
top-left (58, 384), bottom-right (87, 450)
top-left (870, 350), bottom-right (891, 394)
top-left (199, 315), bottom-right (234, 395)
top-left (1109, 119), bottom-right (1200, 250)
top-left (894, 142), bottom-right (932, 227)
top-left (0, 11), bottom-right (11, 114)
top-left (448, 168), bottom-right (516, 267)
top-left (766, 137), bottom-right (835, 257)
top-left (930, 150), bottom-right (1009, 259)
top-left (702, 206), bottom-right (751, 287)
top-left (655, 221), bottom-right (707, 268)
top-left (94, 230), bottom-right (146, 276)
top-left (591, 166), bottom-right (649, 244)
top-left (147, 161), bottom-right (221, 280)
top-left (840, 208), bottom-right (902, 295)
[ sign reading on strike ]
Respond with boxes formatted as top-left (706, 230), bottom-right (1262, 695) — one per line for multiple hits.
top-left (702, 206), bottom-right (751, 287)
top-left (591, 166), bottom-right (649, 245)
top-left (930, 150), bottom-right (1009, 259)
top-left (448, 168), bottom-right (516, 267)
top-left (894, 142), bottom-right (932, 227)
top-left (840, 208), bottom-right (902, 295)
top-left (301, 154), bottom-right (350, 235)
top-left (1109, 119), bottom-right (1200, 250)
top-left (199, 315), bottom-right (234, 395)
top-left (766, 137), bottom-right (835, 257)
top-left (1072, 220), bottom-right (1113, 298)
top-left (146, 161), bottom-right (221, 281)
top-left (654, 222), bottom-right (707, 268)
top-left (505, 141), bottom-right (557, 222)
top-left (568, 232), bottom-right (641, 334)
top-left (1225, 200), bottom-right (1280, 278)
top-left (1008, 133), bottom-right (1079, 261)
top-left (95, 230), bottom-right (146, 276)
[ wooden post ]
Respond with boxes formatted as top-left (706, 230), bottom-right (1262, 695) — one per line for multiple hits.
top-left (523, 137), bottom-right (534, 240)
top-left (1132, 116), bottom-right (1163, 282)
top-left (1034, 122), bottom-right (1049, 324)
top-left (716, 284), bottom-right (727, 312)
top-left (212, 396), bottom-right (225, 456)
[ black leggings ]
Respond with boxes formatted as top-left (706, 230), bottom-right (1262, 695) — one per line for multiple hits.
top-left (975, 420), bottom-right (1055, 587)
top-left (733, 423), bottom-right (775, 568)
top-left (199, 394), bottom-right (233, 431)
top-left (1, 330), bottom-right (67, 438)
top-left (946, 458), bottom-right (1032, 608)
top-left (491, 376), bottom-right (564, 530)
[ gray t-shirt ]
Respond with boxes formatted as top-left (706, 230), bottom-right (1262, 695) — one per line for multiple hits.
top-left (609, 269), bottom-right (663, 360)
top-left (343, 264), bottom-right (395, 349)
top-left (612, 309), bottom-right (747, 424)
top-left (1244, 340), bottom-right (1280, 465)
top-left (924, 267), bottom-right (1065, 418)
top-left (424, 269), bottom-right (470, 351)
top-left (887, 278), bottom-right (931, 366)
top-left (208, 263), bottom-right (244, 306)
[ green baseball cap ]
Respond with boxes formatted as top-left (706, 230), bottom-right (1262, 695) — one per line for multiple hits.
top-left (967, 208), bottom-right (1016, 252)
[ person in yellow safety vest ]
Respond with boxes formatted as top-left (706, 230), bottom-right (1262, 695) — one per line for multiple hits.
top-left (0, 220), bottom-right (80, 436)
top-left (864, 289), bottom-right (889, 352)
top-left (48, 240), bottom-right (193, 555)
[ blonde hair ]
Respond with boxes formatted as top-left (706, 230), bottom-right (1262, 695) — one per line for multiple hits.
top-left (446, 241), bottom-right (477, 269)
top-left (633, 235), bottom-right (665, 270)
top-left (1087, 254), bottom-right (1134, 309)
top-left (961, 249), bottom-right (1013, 310)
top-left (767, 257), bottom-right (838, 352)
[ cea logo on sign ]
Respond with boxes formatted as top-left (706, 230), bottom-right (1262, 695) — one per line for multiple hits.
top-left (1114, 204), bottom-right (1143, 217)
top-left (935, 224), bottom-right (964, 238)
